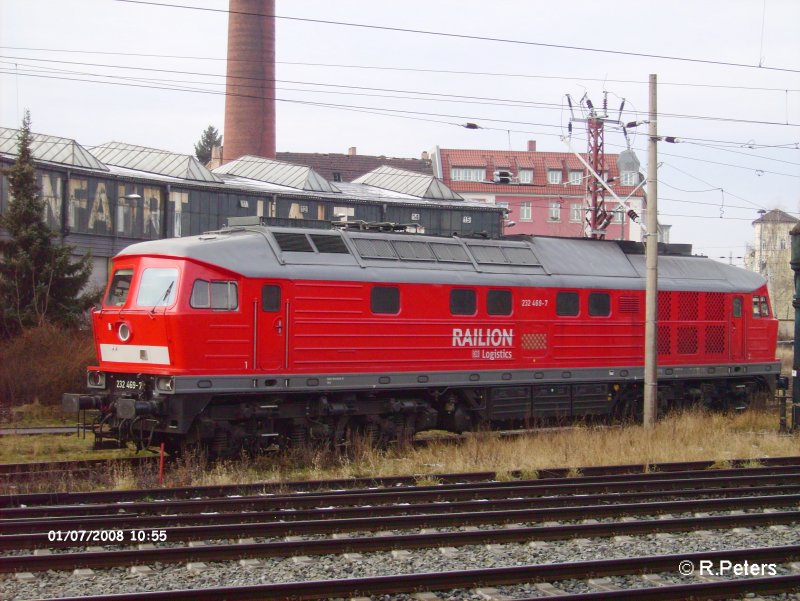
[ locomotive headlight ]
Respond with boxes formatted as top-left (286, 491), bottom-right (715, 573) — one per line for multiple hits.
top-left (87, 371), bottom-right (106, 389)
top-left (156, 376), bottom-right (175, 393)
top-left (117, 322), bottom-right (132, 343)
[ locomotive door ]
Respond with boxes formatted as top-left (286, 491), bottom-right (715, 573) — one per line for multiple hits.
top-left (257, 283), bottom-right (287, 370)
top-left (730, 296), bottom-right (745, 361)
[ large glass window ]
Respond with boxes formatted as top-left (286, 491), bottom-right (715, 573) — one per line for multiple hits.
top-left (105, 269), bottom-right (134, 306)
top-left (191, 279), bottom-right (238, 310)
top-left (136, 268), bottom-right (178, 307)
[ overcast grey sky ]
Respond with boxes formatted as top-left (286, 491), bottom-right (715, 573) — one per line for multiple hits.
top-left (1, 0), bottom-right (798, 263)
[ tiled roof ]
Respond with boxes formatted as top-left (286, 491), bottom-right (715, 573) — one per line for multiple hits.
top-left (752, 208), bottom-right (799, 224)
top-left (93, 141), bottom-right (221, 183)
top-left (275, 151), bottom-right (432, 182)
top-left (438, 148), bottom-right (641, 196)
top-left (214, 155), bottom-right (340, 193)
top-left (353, 166), bottom-right (463, 201)
top-left (0, 126), bottom-right (108, 171)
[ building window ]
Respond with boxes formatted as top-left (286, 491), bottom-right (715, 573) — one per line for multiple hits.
top-left (451, 167), bottom-right (485, 181)
top-left (549, 201), bottom-right (561, 221)
top-left (333, 206), bottom-right (355, 222)
top-left (450, 289), bottom-right (476, 315)
top-left (520, 202), bottom-right (532, 221)
top-left (612, 205), bottom-right (625, 223)
top-left (519, 169), bottom-right (533, 184)
top-left (371, 286), bottom-right (400, 314)
top-left (570, 203), bottom-right (583, 222)
top-left (620, 171), bottom-right (638, 186)
top-left (569, 170), bottom-right (582, 185)
top-left (547, 169), bottom-right (562, 184)
top-left (332, 172), bottom-right (342, 182)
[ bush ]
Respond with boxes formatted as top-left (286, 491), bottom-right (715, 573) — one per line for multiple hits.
top-left (0, 324), bottom-right (96, 414)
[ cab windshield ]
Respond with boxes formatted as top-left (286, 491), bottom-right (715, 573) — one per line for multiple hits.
top-left (136, 268), bottom-right (178, 307)
top-left (105, 269), bottom-right (133, 306)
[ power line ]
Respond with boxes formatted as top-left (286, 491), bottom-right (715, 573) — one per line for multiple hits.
top-left (109, 0), bottom-right (800, 74)
top-left (3, 54), bottom-right (798, 128)
top-left (3, 45), bottom-right (800, 93)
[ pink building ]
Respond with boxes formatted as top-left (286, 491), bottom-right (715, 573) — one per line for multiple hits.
top-left (431, 140), bottom-right (647, 241)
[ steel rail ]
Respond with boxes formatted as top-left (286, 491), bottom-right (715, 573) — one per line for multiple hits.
top-left (4, 480), bottom-right (800, 535)
top-left (3, 455), bottom-right (799, 508)
top-left (21, 545), bottom-right (800, 601)
top-left (0, 456), bottom-right (157, 476)
top-left (5, 466), bottom-right (800, 519)
top-left (3, 509), bottom-right (800, 574)
top-left (4, 491), bottom-right (800, 551)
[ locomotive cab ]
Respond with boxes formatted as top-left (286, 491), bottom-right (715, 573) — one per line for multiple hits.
top-left (63, 253), bottom-right (252, 451)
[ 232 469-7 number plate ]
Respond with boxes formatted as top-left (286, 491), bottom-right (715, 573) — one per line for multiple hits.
top-left (115, 379), bottom-right (144, 391)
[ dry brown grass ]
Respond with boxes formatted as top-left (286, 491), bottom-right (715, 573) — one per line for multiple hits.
top-left (3, 408), bottom-right (797, 494)
top-left (183, 408), bottom-right (798, 488)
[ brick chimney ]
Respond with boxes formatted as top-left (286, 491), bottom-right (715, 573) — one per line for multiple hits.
top-left (527, 140), bottom-right (537, 152)
top-left (206, 145), bottom-right (223, 170)
top-left (348, 146), bottom-right (357, 156)
top-left (223, 0), bottom-right (276, 162)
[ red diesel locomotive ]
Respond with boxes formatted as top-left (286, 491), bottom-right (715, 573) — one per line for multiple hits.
top-left (64, 225), bottom-right (780, 455)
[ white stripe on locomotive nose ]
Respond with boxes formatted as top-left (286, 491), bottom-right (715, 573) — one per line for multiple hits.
top-left (100, 344), bottom-right (171, 365)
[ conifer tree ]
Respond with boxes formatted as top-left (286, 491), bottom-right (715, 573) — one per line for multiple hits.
top-left (0, 110), bottom-right (96, 338)
top-left (193, 125), bottom-right (222, 165)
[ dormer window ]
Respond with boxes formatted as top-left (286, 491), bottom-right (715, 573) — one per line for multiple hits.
top-left (620, 171), bottom-right (638, 186)
top-left (451, 167), bottom-right (484, 181)
top-left (547, 169), bottom-right (562, 184)
top-left (519, 169), bottom-right (533, 184)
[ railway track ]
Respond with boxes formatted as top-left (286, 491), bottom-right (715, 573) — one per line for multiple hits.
top-left (0, 456), bottom-right (160, 491)
top-left (1, 457), bottom-right (799, 599)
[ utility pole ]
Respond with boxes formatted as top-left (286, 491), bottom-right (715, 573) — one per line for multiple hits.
top-left (643, 74), bottom-right (659, 427)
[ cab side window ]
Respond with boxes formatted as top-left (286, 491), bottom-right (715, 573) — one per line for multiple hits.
top-left (106, 269), bottom-right (133, 306)
top-left (191, 279), bottom-right (238, 310)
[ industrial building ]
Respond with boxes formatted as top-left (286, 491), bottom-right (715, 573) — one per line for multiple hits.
top-left (0, 127), bottom-right (504, 291)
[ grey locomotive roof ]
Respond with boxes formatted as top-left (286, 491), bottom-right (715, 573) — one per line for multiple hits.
top-left (117, 225), bottom-right (767, 293)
